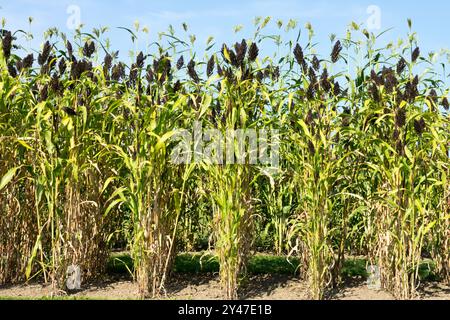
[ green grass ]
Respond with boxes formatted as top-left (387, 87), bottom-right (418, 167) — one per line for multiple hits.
top-left (107, 252), bottom-right (440, 281)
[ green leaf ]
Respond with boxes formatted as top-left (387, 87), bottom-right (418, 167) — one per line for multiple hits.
top-left (0, 166), bottom-right (22, 191)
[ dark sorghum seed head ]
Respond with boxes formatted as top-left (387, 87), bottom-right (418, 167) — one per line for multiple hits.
top-left (256, 70), bottom-right (263, 81)
top-left (428, 89), bottom-right (438, 103)
top-left (173, 80), bottom-right (181, 92)
top-left (414, 118), bottom-right (426, 135)
top-left (39, 85), bottom-right (48, 102)
top-left (103, 54), bottom-right (112, 71)
top-left (412, 47), bottom-right (420, 63)
top-left (393, 128), bottom-right (400, 140)
top-left (89, 41), bottom-right (95, 56)
top-left (136, 51), bottom-right (145, 68)
top-left (207, 55), bottom-right (215, 78)
top-left (66, 41), bottom-right (73, 59)
top-left (111, 63), bottom-right (125, 81)
top-left (225, 67), bottom-right (235, 83)
top-left (308, 141), bottom-right (316, 154)
top-left (272, 66), bottom-right (280, 81)
top-left (146, 66), bottom-right (154, 82)
top-left (187, 59), bottom-right (200, 83)
top-left (321, 68), bottom-right (331, 93)
top-left (405, 76), bottom-right (419, 102)
top-left (395, 108), bottom-right (406, 127)
top-left (371, 70), bottom-right (383, 86)
top-left (384, 73), bottom-right (398, 94)
top-left (396, 140), bottom-right (404, 156)
top-left (370, 84), bottom-right (380, 102)
top-left (7, 63), bottom-right (17, 77)
top-left (128, 63), bottom-right (138, 85)
top-left (397, 57), bottom-right (407, 74)
top-left (242, 66), bottom-right (251, 80)
top-left (50, 75), bottom-right (63, 96)
top-left (333, 81), bottom-right (341, 96)
top-left (312, 56), bottom-right (320, 71)
top-left (83, 41), bottom-right (95, 58)
top-left (235, 39), bottom-right (247, 66)
top-left (22, 53), bottom-right (34, 69)
top-left (83, 42), bottom-right (90, 57)
top-left (217, 64), bottom-right (223, 77)
top-left (47, 55), bottom-right (56, 72)
top-left (293, 43), bottom-right (304, 65)
top-left (306, 110), bottom-right (314, 125)
top-left (16, 60), bottom-right (23, 72)
top-left (306, 83), bottom-right (315, 99)
top-left (308, 66), bottom-right (317, 84)
top-left (442, 97), bottom-right (449, 110)
top-left (228, 49), bottom-right (238, 67)
top-left (2, 31), bottom-right (13, 60)
top-left (248, 42), bottom-right (259, 62)
top-left (62, 106), bottom-right (77, 116)
top-left (38, 41), bottom-right (51, 65)
top-left (331, 40), bottom-right (342, 63)
top-left (176, 55), bottom-right (184, 70)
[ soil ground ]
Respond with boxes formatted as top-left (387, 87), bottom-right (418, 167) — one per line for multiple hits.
top-left (0, 274), bottom-right (449, 300)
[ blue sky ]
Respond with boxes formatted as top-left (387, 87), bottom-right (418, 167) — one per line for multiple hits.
top-left (1, 0), bottom-right (450, 62)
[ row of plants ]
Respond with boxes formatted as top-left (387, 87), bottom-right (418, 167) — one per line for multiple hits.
top-left (0, 18), bottom-right (448, 299)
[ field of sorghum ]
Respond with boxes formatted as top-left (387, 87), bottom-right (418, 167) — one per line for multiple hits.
top-left (0, 18), bottom-right (448, 300)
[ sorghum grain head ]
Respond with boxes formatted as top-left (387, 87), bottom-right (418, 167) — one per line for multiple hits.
top-left (308, 66), bottom-right (317, 84)
top-left (22, 53), bottom-right (34, 69)
top-left (187, 59), bottom-right (200, 83)
top-left (136, 51), bottom-right (145, 68)
top-left (331, 40), bottom-right (342, 63)
top-left (217, 64), bottom-right (223, 77)
top-left (414, 118), bottom-right (426, 135)
top-left (173, 80), bottom-right (181, 92)
top-left (111, 62), bottom-right (125, 81)
top-left (397, 57), bottom-right (407, 74)
top-left (308, 141), bottom-right (316, 154)
top-left (248, 42), bottom-right (259, 62)
top-left (207, 55), bottom-right (215, 78)
top-left (333, 81), bottom-right (341, 96)
top-left (146, 66), bottom-right (154, 82)
top-left (83, 41), bottom-right (95, 58)
top-left (411, 47), bottom-right (420, 63)
top-left (371, 70), bottom-right (383, 86)
top-left (235, 39), bottom-right (247, 66)
top-left (62, 106), bottom-right (78, 116)
top-left (395, 107), bottom-right (406, 127)
top-left (103, 54), bottom-right (112, 71)
top-left (442, 97), bottom-right (449, 110)
top-left (272, 66), bottom-right (280, 81)
top-left (176, 55), bottom-right (184, 70)
top-left (370, 84), bottom-right (380, 102)
top-left (320, 68), bottom-right (331, 93)
top-left (15, 60), bottom-right (23, 72)
top-left (2, 31), bottom-right (13, 60)
top-left (7, 63), bottom-right (17, 77)
top-left (306, 83), bottom-right (316, 100)
top-left (393, 127), bottom-right (400, 140)
top-left (66, 41), bottom-right (73, 60)
top-left (396, 140), bottom-right (404, 156)
top-left (293, 43), bottom-right (304, 65)
top-left (38, 41), bottom-right (51, 65)
top-left (312, 56), bottom-right (320, 71)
